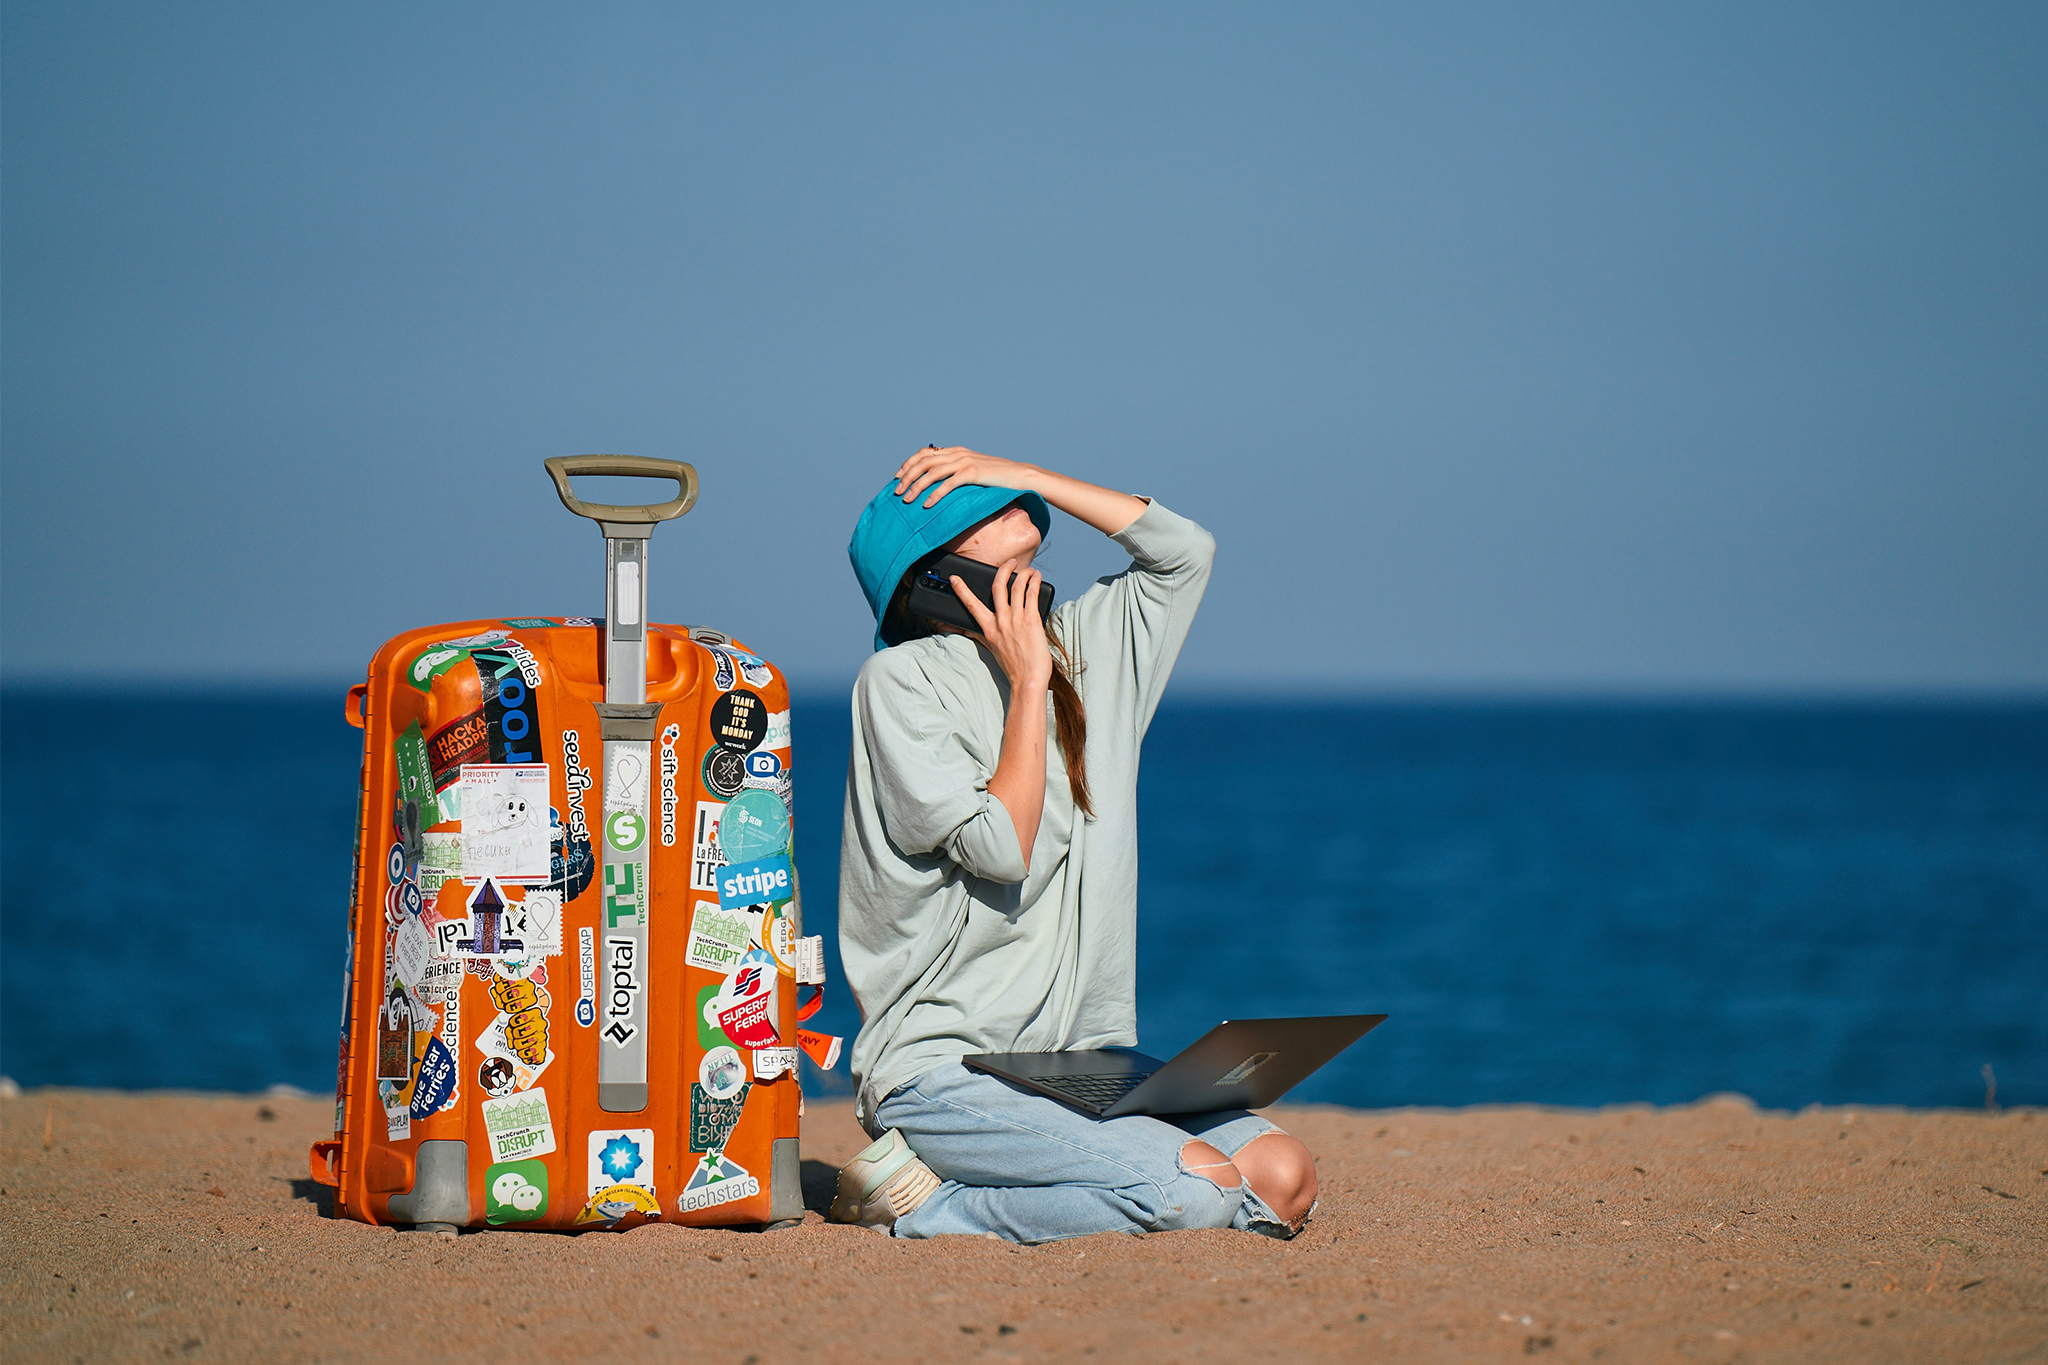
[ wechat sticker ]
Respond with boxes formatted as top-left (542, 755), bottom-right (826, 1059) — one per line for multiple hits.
top-left (484, 1159), bottom-right (549, 1224)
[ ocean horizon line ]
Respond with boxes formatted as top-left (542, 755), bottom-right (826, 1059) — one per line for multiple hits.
top-left (4, 676), bottom-right (2046, 709)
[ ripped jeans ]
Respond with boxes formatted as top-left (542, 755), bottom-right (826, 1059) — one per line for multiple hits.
top-left (870, 1062), bottom-right (1297, 1243)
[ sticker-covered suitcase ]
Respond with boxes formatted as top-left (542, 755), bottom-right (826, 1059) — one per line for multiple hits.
top-left (310, 456), bottom-right (836, 1231)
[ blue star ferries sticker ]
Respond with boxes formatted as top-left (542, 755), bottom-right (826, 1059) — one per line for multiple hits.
top-left (599, 1134), bottom-right (643, 1183)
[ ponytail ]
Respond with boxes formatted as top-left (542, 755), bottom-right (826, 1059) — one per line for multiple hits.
top-left (1045, 618), bottom-right (1092, 818)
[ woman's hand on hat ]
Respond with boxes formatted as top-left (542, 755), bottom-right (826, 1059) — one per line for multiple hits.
top-left (950, 559), bottom-right (1052, 691)
top-left (896, 446), bottom-right (1036, 509)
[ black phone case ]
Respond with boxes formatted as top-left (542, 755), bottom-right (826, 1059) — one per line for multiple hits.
top-left (906, 553), bottom-right (1055, 636)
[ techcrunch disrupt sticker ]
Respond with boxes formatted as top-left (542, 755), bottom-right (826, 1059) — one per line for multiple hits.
top-left (482, 1089), bottom-right (556, 1162)
top-left (685, 902), bottom-right (751, 974)
top-left (716, 853), bottom-right (793, 913)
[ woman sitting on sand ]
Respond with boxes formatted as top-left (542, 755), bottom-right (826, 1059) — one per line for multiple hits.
top-left (826, 446), bottom-right (1319, 1242)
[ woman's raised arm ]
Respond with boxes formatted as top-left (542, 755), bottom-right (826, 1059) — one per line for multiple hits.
top-left (894, 447), bottom-right (1147, 539)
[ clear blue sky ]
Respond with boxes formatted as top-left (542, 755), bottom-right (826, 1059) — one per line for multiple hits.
top-left (4, 2), bottom-right (2042, 692)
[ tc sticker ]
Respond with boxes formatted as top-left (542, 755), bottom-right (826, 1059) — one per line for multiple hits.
top-left (709, 690), bottom-right (766, 752)
top-left (485, 1160), bottom-right (549, 1224)
top-left (481, 1089), bottom-right (557, 1162)
top-left (717, 853), bottom-right (794, 912)
top-left (717, 789), bottom-right (790, 864)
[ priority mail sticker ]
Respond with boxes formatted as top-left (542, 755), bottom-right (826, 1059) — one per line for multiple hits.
top-left (460, 765), bottom-right (552, 883)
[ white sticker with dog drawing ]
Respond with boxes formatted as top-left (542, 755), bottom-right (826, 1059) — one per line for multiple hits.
top-left (460, 764), bottom-right (552, 883)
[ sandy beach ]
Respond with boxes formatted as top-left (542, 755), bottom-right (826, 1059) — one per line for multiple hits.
top-left (1, 1088), bottom-right (2040, 1363)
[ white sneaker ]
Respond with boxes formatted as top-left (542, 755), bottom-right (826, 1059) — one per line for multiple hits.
top-left (827, 1129), bottom-right (941, 1232)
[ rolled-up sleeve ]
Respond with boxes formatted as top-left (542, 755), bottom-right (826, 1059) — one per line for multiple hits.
top-left (854, 652), bottom-right (1030, 884)
top-left (1063, 499), bottom-right (1217, 738)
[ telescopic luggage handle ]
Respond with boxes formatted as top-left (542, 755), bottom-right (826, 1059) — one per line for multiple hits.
top-left (544, 454), bottom-right (698, 536)
top-left (545, 454), bottom-right (695, 1114)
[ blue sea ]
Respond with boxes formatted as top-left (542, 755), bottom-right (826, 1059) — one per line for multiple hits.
top-left (3, 691), bottom-right (2043, 1110)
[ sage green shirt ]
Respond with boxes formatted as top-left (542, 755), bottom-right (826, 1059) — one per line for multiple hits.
top-left (838, 499), bottom-right (1215, 1125)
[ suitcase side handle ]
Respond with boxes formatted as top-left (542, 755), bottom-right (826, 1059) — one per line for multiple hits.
top-left (545, 455), bottom-right (698, 528)
top-left (309, 1139), bottom-right (341, 1187)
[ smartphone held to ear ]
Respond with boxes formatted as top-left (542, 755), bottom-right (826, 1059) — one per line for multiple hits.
top-left (907, 553), bottom-right (1055, 637)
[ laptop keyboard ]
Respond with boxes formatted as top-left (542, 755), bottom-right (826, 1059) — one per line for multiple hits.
top-left (1035, 1072), bottom-right (1153, 1109)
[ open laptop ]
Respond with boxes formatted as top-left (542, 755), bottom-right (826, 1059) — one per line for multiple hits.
top-left (964, 1014), bottom-right (1385, 1119)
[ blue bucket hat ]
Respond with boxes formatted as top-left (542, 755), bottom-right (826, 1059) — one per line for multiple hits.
top-left (848, 476), bottom-right (1051, 650)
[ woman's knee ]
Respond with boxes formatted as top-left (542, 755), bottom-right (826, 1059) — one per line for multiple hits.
top-left (1233, 1131), bottom-right (1317, 1226)
top-left (1140, 1139), bottom-right (1242, 1232)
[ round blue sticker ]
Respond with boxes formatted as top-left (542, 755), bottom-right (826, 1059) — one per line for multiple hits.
top-left (718, 788), bottom-right (791, 863)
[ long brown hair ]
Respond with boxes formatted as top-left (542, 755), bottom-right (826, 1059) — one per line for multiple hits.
top-left (882, 562), bottom-right (1093, 818)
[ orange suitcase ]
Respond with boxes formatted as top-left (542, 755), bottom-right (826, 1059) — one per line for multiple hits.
top-left (310, 457), bottom-right (833, 1232)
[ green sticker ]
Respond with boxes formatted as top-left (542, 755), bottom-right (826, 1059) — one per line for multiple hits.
top-left (484, 1159), bottom-right (549, 1224)
top-left (393, 720), bottom-right (441, 830)
top-left (500, 619), bottom-right (556, 629)
top-left (697, 982), bottom-right (733, 1050)
top-left (604, 809), bottom-right (647, 854)
top-left (404, 645), bottom-right (472, 693)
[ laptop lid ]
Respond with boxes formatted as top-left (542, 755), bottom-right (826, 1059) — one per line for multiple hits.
top-left (1104, 1014), bottom-right (1385, 1117)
